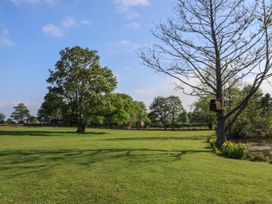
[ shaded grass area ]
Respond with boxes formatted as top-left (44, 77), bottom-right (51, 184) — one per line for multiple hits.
top-left (0, 127), bottom-right (271, 203)
top-left (0, 130), bottom-right (106, 137)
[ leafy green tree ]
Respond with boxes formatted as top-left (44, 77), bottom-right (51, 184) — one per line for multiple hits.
top-left (149, 96), bottom-right (185, 129)
top-left (0, 113), bottom-right (5, 124)
top-left (6, 118), bottom-right (15, 124)
top-left (105, 93), bottom-right (135, 127)
top-left (190, 88), bottom-right (245, 131)
top-left (187, 112), bottom-right (193, 123)
top-left (133, 101), bottom-right (149, 124)
top-left (27, 116), bottom-right (38, 124)
top-left (47, 46), bottom-right (117, 133)
top-left (103, 93), bottom-right (148, 127)
top-left (38, 88), bottom-right (64, 124)
top-left (191, 85), bottom-right (272, 138)
top-left (231, 87), bottom-right (272, 139)
top-left (10, 103), bottom-right (30, 123)
top-left (190, 96), bottom-right (216, 125)
top-left (260, 93), bottom-right (272, 116)
top-left (179, 110), bottom-right (189, 123)
top-left (149, 97), bottom-right (170, 128)
top-left (167, 96), bottom-right (185, 128)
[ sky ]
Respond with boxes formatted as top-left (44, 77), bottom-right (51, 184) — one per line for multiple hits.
top-left (2, 0), bottom-right (271, 117)
top-left (0, 0), bottom-right (197, 117)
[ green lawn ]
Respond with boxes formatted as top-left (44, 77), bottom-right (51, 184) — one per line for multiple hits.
top-left (0, 127), bottom-right (271, 204)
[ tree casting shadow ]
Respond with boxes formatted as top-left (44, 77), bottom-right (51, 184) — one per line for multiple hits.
top-left (0, 148), bottom-right (211, 178)
top-left (102, 136), bottom-right (205, 141)
top-left (0, 130), bottom-right (106, 137)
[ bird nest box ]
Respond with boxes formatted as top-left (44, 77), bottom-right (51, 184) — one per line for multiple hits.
top-left (210, 99), bottom-right (224, 112)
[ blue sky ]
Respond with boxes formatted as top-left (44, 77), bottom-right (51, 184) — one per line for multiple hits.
top-left (0, 0), bottom-right (196, 117)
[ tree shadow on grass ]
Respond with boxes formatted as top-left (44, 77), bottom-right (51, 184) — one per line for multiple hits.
top-left (0, 130), bottom-right (107, 137)
top-left (102, 136), bottom-right (206, 141)
top-left (0, 148), bottom-right (211, 178)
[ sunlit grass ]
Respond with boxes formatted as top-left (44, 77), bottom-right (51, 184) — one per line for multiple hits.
top-left (0, 127), bottom-right (271, 203)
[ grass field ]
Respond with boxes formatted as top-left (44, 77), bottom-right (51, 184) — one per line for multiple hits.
top-left (0, 127), bottom-right (271, 204)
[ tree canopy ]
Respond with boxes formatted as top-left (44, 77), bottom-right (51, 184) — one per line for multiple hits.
top-left (10, 103), bottom-right (30, 124)
top-left (46, 46), bottom-right (117, 133)
top-left (100, 93), bottom-right (149, 127)
top-left (190, 96), bottom-right (216, 125)
top-left (0, 113), bottom-right (5, 124)
top-left (38, 88), bottom-right (63, 124)
top-left (149, 96), bottom-right (185, 129)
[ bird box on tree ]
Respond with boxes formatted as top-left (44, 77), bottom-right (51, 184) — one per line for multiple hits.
top-left (210, 99), bottom-right (224, 112)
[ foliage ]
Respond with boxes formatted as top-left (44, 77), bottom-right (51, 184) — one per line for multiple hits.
top-left (230, 87), bottom-right (272, 139)
top-left (46, 46), bottom-right (117, 132)
top-left (230, 118), bottom-right (251, 138)
top-left (221, 141), bottom-right (248, 159)
top-left (5, 118), bottom-right (16, 124)
top-left (103, 93), bottom-right (148, 127)
top-left (193, 85), bottom-right (272, 139)
top-left (38, 88), bottom-right (64, 124)
top-left (190, 96), bottom-right (216, 125)
top-left (134, 101), bottom-right (149, 124)
top-left (149, 96), bottom-right (185, 129)
top-left (10, 103), bottom-right (30, 124)
top-left (208, 136), bottom-right (247, 160)
top-left (26, 116), bottom-right (38, 124)
top-left (179, 110), bottom-right (189, 123)
top-left (38, 89), bottom-right (148, 128)
top-left (0, 113), bottom-right (5, 124)
top-left (208, 136), bottom-right (217, 150)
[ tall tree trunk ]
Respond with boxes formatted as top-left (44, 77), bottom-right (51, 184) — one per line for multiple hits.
top-left (171, 115), bottom-right (175, 130)
top-left (216, 111), bottom-right (225, 148)
top-left (76, 101), bottom-right (86, 133)
top-left (77, 116), bottom-right (86, 133)
top-left (77, 122), bottom-right (86, 133)
top-left (209, 0), bottom-right (226, 148)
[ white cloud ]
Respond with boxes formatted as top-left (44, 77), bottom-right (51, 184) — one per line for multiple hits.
top-left (125, 11), bottom-right (140, 19)
top-left (114, 0), bottom-right (150, 19)
top-left (127, 22), bottom-right (141, 29)
top-left (62, 17), bottom-right (90, 28)
top-left (63, 18), bottom-right (77, 28)
top-left (10, 0), bottom-right (56, 6)
top-left (42, 18), bottom-right (90, 38)
top-left (124, 66), bottom-right (132, 71)
top-left (0, 38), bottom-right (14, 47)
top-left (114, 0), bottom-right (150, 8)
top-left (42, 24), bottom-right (63, 38)
top-left (115, 40), bottom-right (149, 52)
top-left (0, 27), bottom-right (14, 47)
top-left (80, 20), bottom-right (90, 26)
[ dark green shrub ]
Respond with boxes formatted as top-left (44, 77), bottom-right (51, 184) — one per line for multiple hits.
top-left (231, 118), bottom-right (251, 139)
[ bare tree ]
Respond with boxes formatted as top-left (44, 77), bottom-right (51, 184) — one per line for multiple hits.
top-left (140, 0), bottom-right (272, 147)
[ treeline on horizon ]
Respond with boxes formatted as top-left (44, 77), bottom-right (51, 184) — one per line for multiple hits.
top-left (1, 46), bottom-right (272, 140)
top-left (1, 84), bottom-right (272, 139)
top-left (0, 95), bottom-right (211, 129)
